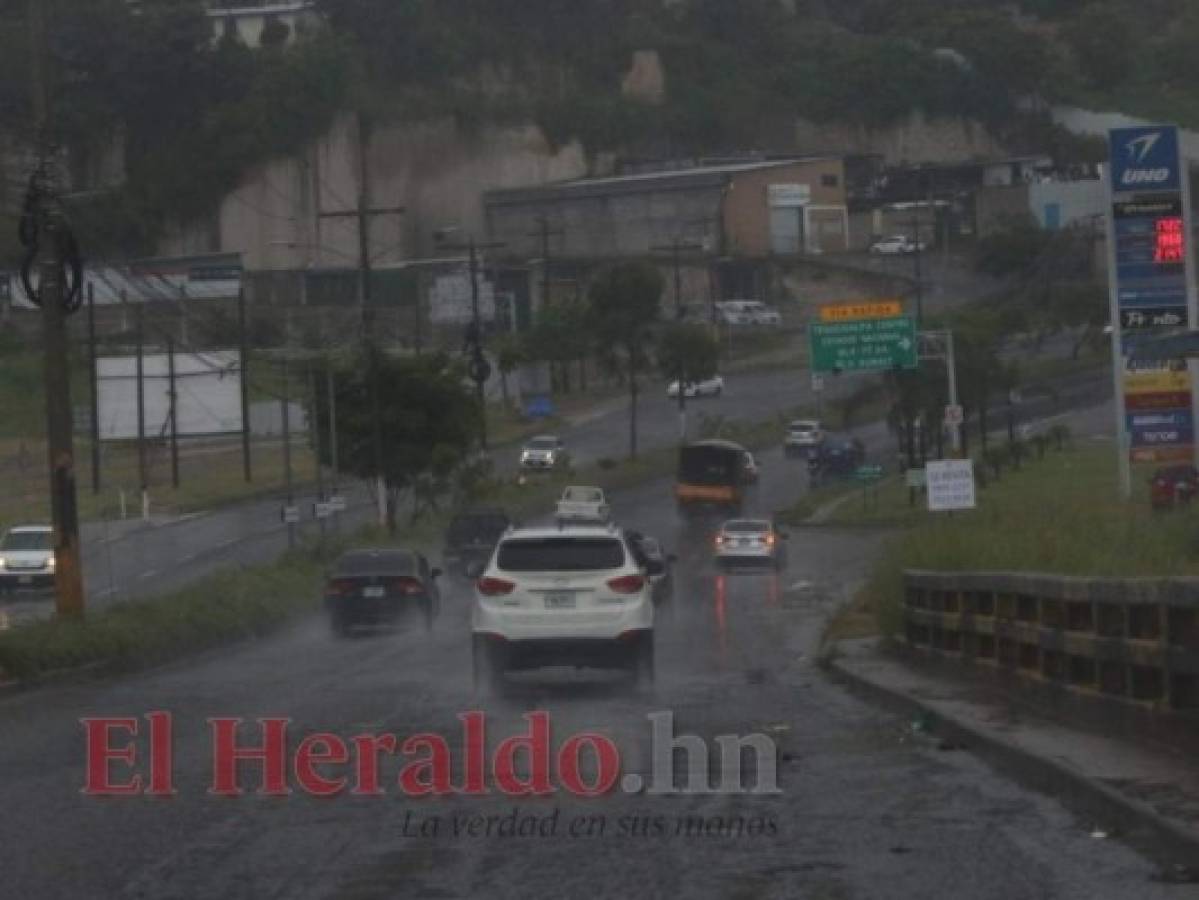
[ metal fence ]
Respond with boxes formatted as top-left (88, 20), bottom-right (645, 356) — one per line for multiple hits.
top-left (902, 571), bottom-right (1199, 713)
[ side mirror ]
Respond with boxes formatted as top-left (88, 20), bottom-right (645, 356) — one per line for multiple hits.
top-left (645, 559), bottom-right (666, 577)
top-left (430, 567), bottom-right (443, 579)
top-left (464, 560), bottom-right (485, 579)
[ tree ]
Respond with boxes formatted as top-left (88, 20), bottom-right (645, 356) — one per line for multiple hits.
top-left (588, 262), bottom-right (663, 459)
top-left (1064, 2), bottom-right (1136, 90)
top-left (494, 334), bottom-right (525, 408)
top-left (656, 322), bottom-right (719, 386)
top-left (310, 352), bottom-right (479, 533)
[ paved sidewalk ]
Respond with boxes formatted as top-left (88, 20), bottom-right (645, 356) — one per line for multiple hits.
top-left (830, 637), bottom-right (1199, 879)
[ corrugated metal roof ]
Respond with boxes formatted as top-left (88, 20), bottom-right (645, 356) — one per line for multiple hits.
top-left (487, 156), bottom-right (839, 205)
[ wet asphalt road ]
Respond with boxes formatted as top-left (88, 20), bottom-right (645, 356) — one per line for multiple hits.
top-left (0, 430), bottom-right (1177, 900)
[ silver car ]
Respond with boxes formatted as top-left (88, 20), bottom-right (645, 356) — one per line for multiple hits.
top-left (714, 519), bottom-right (787, 569)
top-left (519, 435), bottom-right (569, 470)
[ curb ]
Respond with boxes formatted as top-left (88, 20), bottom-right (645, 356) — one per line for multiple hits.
top-left (825, 649), bottom-right (1199, 873)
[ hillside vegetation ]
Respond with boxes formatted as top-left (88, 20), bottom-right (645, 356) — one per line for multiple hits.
top-left (2, 0), bottom-right (1196, 256)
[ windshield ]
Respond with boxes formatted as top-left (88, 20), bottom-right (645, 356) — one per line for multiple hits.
top-left (723, 520), bottom-right (769, 533)
top-left (497, 538), bottom-right (625, 572)
top-left (1, 531), bottom-right (51, 551)
top-left (527, 438), bottom-right (558, 449)
top-left (678, 445), bottom-right (742, 485)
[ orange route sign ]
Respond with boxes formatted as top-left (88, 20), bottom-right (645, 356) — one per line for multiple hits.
top-left (819, 300), bottom-right (903, 323)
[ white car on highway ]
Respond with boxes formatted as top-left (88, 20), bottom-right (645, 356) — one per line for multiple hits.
top-left (471, 524), bottom-right (659, 692)
top-left (0, 525), bottom-right (55, 594)
top-left (555, 486), bottom-right (611, 525)
top-left (715, 300), bottom-right (781, 326)
top-left (714, 519), bottom-right (788, 569)
top-left (869, 234), bottom-right (925, 255)
top-left (667, 375), bottom-right (725, 398)
top-left (784, 419), bottom-right (824, 457)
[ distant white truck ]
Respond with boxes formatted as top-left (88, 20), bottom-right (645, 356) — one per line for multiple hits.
top-left (555, 486), bottom-right (611, 525)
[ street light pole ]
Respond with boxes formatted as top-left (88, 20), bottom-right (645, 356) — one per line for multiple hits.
top-left (435, 229), bottom-right (506, 451)
top-left (652, 238), bottom-right (704, 442)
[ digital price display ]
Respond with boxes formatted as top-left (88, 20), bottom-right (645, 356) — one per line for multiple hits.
top-left (1154, 216), bottom-right (1185, 264)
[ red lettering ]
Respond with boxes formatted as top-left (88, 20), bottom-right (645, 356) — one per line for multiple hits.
top-left (459, 711), bottom-right (487, 794)
top-left (147, 711), bottom-right (176, 797)
top-left (558, 733), bottom-right (620, 798)
top-left (351, 733), bottom-right (397, 796)
top-left (208, 718), bottom-right (291, 797)
top-left (81, 717), bottom-right (142, 796)
top-left (295, 734), bottom-right (349, 798)
top-left (493, 712), bottom-right (553, 796)
top-left (398, 734), bottom-right (453, 796)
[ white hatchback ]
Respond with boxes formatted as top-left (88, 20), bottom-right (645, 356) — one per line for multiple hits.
top-left (667, 375), bottom-right (725, 398)
top-left (0, 525), bottom-right (55, 594)
top-left (471, 525), bottom-right (658, 692)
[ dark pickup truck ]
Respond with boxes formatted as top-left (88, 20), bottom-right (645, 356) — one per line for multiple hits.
top-left (442, 507), bottom-right (512, 576)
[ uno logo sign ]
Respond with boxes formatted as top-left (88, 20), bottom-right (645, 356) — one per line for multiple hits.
top-left (1120, 167), bottom-right (1171, 187)
top-left (1110, 127), bottom-right (1181, 192)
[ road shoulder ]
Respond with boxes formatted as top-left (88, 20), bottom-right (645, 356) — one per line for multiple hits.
top-left (827, 636), bottom-right (1199, 880)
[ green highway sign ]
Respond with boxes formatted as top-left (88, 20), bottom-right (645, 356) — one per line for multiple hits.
top-left (853, 464), bottom-right (884, 483)
top-left (809, 316), bottom-right (918, 374)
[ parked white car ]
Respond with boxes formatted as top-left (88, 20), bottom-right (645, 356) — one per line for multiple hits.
top-left (869, 235), bottom-right (925, 255)
top-left (0, 525), bottom-right (55, 594)
top-left (667, 375), bottom-right (725, 398)
top-left (555, 486), bottom-right (611, 524)
top-left (714, 300), bottom-right (781, 326)
top-left (471, 524), bottom-right (658, 692)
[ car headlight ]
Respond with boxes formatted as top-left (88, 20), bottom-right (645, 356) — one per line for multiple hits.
top-left (0, 556), bottom-right (6, 570)
top-left (46, 555), bottom-right (55, 572)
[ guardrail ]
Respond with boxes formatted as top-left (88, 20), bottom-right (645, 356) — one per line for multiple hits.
top-left (902, 571), bottom-right (1199, 713)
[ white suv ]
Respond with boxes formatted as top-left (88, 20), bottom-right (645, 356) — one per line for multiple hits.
top-left (471, 525), bottom-right (659, 693)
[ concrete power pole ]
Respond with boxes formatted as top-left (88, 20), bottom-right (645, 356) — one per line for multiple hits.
top-left (317, 112), bottom-right (403, 528)
top-left (27, 0), bottom-right (85, 616)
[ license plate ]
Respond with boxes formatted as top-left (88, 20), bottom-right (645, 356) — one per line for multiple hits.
top-left (362, 586), bottom-right (385, 599)
top-left (544, 592), bottom-right (576, 609)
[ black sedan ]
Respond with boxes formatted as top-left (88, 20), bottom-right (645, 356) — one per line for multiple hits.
top-left (324, 549), bottom-right (442, 637)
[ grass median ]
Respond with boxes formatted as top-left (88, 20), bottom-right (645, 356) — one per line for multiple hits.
top-left (821, 442), bottom-right (1199, 645)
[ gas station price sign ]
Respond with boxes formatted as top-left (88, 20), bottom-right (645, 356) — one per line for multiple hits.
top-left (1112, 195), bottom-right (1188, 314)
top-left (1155, 216), bottom-right (1185, 263)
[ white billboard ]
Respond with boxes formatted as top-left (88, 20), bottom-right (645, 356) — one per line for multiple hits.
top-left (97, 350), bottom-right (243, 440)
top-left (429, 269), bottom-right (496, 325)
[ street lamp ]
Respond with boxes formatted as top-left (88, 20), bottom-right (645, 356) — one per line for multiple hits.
top-left (652, 237), bottom-right (705, 442)
top-left (433, 227), bottom-right (507, 451)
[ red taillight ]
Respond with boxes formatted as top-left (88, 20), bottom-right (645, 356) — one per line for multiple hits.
top-left (327, 578), bottom-right (356, 596)
top-left (387, 577), bottom-right (424, 596)
top-left (477, 576), bottom-right (516, 596)
top-left (764, 533), bottom-right (776, 547)
top-left (607, 574), bottom-right (645, 594)
top-left (714, 534), bottom-right (725, 546)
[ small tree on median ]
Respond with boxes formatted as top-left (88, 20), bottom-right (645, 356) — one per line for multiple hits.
top-left (656, 322), bottom-right (719, 387)
top-left (309, 351), bottom-right (479, 534)
top-left (588, 261), bottom-right (663, 459)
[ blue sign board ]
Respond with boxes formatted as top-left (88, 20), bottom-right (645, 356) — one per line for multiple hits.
top-left (1109, 126), bottom-right (1182, 193)
top-left (525, 394), bottom-right (555, 418)
top-left (1126, 410), bottom-right (1194, 446)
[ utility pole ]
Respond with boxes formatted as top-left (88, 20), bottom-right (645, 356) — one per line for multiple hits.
top-left (317, 112), bottom-right (404, 528)
top-left (135, 303), bottom-right (147, 516)
top-left (911, 205), bottom-right (924, 328)
top-left (237, 286), bottom-right (252, 482)
top-left (652, 237), bottom-right (704, 442)
top-left (434, 229), bottom-right (506, 451)
top-left (87, 282), bottom-right (100, 494)
top-left (308, 363), bottom-right (326, 550)
top-left (326, 365), bottom-right (340, 533)
top-left (27, 0), bottom-right (84, 617)
top-left (281, 343), bottom-right (295, 550)
top-left (167, 335), bottom-right (179, 488)
top-left (528, 214), bottom-right (564, 311)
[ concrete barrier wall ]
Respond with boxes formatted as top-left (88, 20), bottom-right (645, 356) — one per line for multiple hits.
top-left (902, 570), bottom-right (1199, 713)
